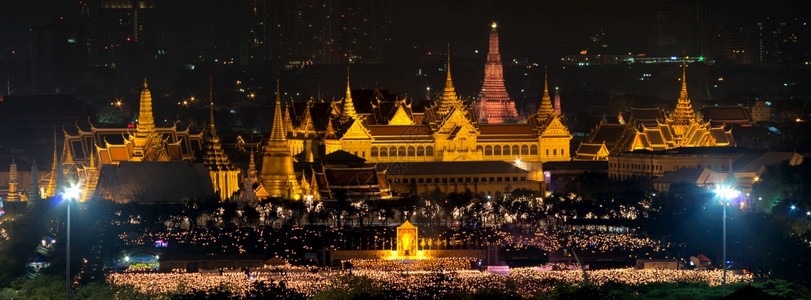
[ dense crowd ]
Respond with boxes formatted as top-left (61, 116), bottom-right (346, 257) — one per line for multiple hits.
top-left (107, 265), bottom-right (753, 298)
top-left (345, 258), bottom-right (475, 272)
top-left (116, 225), bottom-right (672, 265)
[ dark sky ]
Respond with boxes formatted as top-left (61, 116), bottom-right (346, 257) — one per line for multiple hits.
top-left (1, 0), bottom-right (807, 60)
top-left (0, 1), bottom-right (72, 50)
top-left (392, 0), bottom-right (658, 56)
top-left (391, 0), bottom-right (809, 59)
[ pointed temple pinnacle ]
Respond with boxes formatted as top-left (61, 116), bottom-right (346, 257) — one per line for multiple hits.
top-left (445, 43), bottom-right (454, 91)
top-left (342, 66), bottom-right (358, 120)
top-left (435, 43), bottom-right (459, 117)
top-left (53, 127), bottom-right (58, 164)
top-left (209, 75), bottom-right (216, 134)
top-left (477, 21), bottom-right (517, 123)
top-left (681, 63), bottom-right (688, 93)
top-left (543, 66), bottom-right (550, 100)
top-left (89, 147), bottom-right (96, 168)
top-left (535, 65), bottom-right (554, 119)
top-left (346, 66), bottom-right (351, 96)
top-left (672, 63), bottom-right (695, 127)
top-left (276, 79), bottom-right (281, 105)
top-left (269, 79), bottom-right (287, 143)
top-left (136, 77), bottom-right (156, 134)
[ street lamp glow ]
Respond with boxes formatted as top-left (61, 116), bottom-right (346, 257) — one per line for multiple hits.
top-left (63, 184), bottom-right (82, 201)
top-left (714, 186), bottom-right (739, 201)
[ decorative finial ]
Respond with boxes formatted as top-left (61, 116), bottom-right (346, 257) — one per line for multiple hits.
top-left (143, 78), bottom-right (148, 89)
top-left (681, 63), bottom-right (688, 91)
top-left (446, 43), bottom-right (452, 80)
top-left (346, 66), bottom-right (351, 92)
top-left (276, 79), bottom-right (281, 104)
top-left (543, 65), bottom-right (549, 97)
top-left (491, 22), bottom-right (497, 29)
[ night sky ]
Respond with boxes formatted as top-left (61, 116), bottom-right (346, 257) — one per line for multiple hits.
top-left (1, 0), bottom-right (807, 62)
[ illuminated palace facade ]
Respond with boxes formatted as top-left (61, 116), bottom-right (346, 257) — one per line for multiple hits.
top-left (256, 53), bottom-right (570, 199)
top-left (574, 65), bottom-right (734, 161)
top-left (59, 80), bottom-right (240, 202)
top-left (283, 55), bottom-right (571, 166)
top-left (41, 50), bottom-right (570, 202)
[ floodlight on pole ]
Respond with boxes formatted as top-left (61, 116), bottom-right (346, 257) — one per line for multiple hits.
top-left (714, 185), bottom-right (739, 298)
top-left (61, 183), bottom-right (82, 300)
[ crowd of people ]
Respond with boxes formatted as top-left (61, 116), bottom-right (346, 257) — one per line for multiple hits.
top-left (107, 265), bottom-right (753, 298)
top-left (345, 258), bottom-right (475, 272)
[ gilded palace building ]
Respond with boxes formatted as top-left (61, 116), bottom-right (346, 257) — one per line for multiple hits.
top-left (283, 53), bottom-right (572, 167)
top-left (39, 44), bottom-right (571, 202)
top-left (58, 79), bottom-right (238, 202)
top-left (574, 65), bottom-right (734, 161)
top-left (255, 53), bottom-right (570, 199)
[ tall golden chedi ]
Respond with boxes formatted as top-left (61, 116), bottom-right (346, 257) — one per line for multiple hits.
top-left (203, 79), bottom-right (241, 201)
top-left (260, 80), bottom-right (301, 199)
top-left (128, 79), bottom-right (169, 162)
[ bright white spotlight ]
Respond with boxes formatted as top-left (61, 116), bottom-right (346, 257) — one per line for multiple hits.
top-left (63, 184), bottom-right (82, 201)
top-left (714, 186), bottom-right (739, 201)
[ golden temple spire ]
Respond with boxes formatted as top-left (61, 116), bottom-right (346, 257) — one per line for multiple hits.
top-left (341, 66), bottom-right (358, 121)
top-left (7, 158), bottom-right (19, 201)
top-left (60, 132), bottom-right (74, 168)
top-left (261, 79), bottom-right (300, 199)
top-left (269, 79), bottom-right (287, 143)
top-left (680, 63), bottom-right (689, 100)
top-left (248, 149), bottom-right (257, 182)
top-left (543, 66), bottom-right (550, 100)
top-left (209, 75), bottom-right (217, 137)
top-left (46, 129), bottom-right (59, 198)
top-left (203, 76), bottom-right (239, 201)
top-left (671, 63), bottom-right (697, 136)
top-left (444, 43), bottom-right (455, 93)
top-left (89, 147), bottom-right (96, 169)
top-left (310, 168), bottom-right (320, 200)
top-left (535, 66), bottom-right (555, 120)
top-left (435, 43), bottom-right (461, 118)
top-left (137, 78), bottom-right (155, 131)
top-left (135, 78), bottom-right (158, 139)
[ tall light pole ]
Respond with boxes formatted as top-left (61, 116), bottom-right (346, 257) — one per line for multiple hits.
top-left (715, 185), bottom-right (739, 297)
top-left (63, 184), bottom-right (82, 300)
